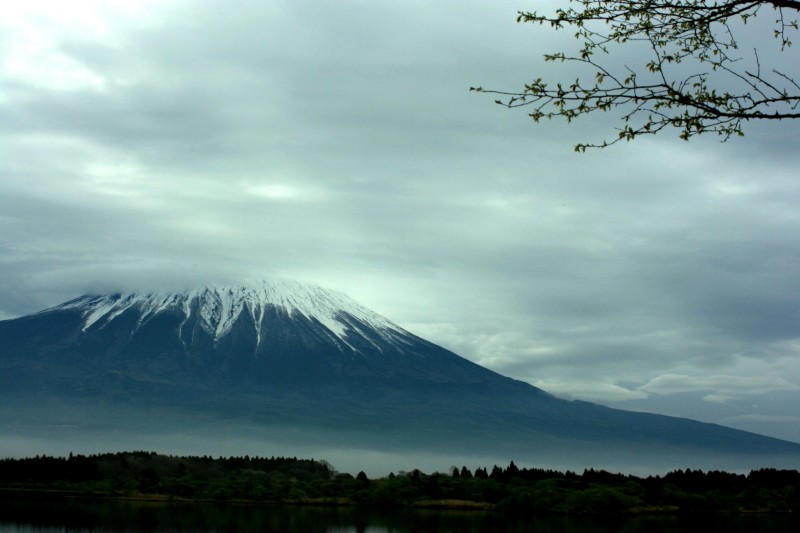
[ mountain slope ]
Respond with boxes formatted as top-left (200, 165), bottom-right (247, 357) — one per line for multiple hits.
top-left (1, 280), bottom-right (799, 469)
top-left (0, 280), bottom-right (531, 390)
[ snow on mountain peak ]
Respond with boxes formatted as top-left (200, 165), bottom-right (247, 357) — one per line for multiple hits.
top-left (51, 280), bottom-right (405, 348)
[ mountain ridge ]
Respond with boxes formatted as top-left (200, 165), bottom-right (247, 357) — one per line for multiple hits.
top-left (1, 280), bottom-right (537, 390)
top-left (43, 280), bottom-right (406, 350)
top-left (1, 279), bottom-right (799, 471)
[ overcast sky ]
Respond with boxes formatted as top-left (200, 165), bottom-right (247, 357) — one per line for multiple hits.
top-left (2, 0), bottom-right (800, 443)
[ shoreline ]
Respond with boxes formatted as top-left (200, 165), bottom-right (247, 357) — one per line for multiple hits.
top-left (1, 487), bottom-right (794, 516)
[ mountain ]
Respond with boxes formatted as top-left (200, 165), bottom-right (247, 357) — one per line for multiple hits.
top-left (0, 281), bottom-right (532, 392)
top-left (2, 280), bottom-right (799, 471)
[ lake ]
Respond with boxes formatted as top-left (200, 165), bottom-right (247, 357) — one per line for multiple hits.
top-left (0, 498), bottom-right (796, 532)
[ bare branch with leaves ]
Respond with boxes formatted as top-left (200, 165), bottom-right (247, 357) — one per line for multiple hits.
top-left (472, 1), bottom-right (800, 150)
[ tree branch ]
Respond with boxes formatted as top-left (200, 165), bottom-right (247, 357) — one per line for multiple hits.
top-left (476, 1), bottom-right (800, 148)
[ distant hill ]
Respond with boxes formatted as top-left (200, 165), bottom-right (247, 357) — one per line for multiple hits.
top-left (2, 280), bottom-right (799, 470)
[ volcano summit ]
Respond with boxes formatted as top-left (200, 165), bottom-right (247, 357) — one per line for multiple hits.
top-left (0, 280), bottom-right (525, 389)
top-left (1, 280), bottom-right (798, 471)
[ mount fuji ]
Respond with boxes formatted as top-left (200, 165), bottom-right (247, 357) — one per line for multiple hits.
top-left (1, 280), bottom-right (799, 470)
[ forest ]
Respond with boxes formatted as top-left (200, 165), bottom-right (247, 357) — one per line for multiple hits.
top-left (1, 452), bottom-right (799, 514)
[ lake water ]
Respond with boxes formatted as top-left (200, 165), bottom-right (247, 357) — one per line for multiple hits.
top-left (0, 498), bottom-right (796, 532)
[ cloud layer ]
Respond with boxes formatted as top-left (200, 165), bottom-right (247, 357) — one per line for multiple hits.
top-left (2, 0), bottom-right (799, 442)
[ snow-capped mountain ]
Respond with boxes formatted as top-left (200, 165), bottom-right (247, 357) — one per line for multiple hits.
top-left (52, 280), bottom-right (404, 353)
top-left (0, 280), bottom-right (525, 389)
top-left (2, 279), bottom-right (800, 469)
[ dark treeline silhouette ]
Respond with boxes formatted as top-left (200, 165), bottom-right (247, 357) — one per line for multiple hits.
top-left (1, 453), bottom-right (799, 514)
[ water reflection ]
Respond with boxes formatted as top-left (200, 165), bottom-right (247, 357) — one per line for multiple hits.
top-left (0, 498), bottom-right (795, 532)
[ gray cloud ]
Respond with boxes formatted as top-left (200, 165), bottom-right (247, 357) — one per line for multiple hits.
top-left (2, 0), bottom-right (799, 443)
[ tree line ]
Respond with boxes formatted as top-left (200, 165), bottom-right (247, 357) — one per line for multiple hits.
top-left (1, 452), bottom-right (799, 514)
